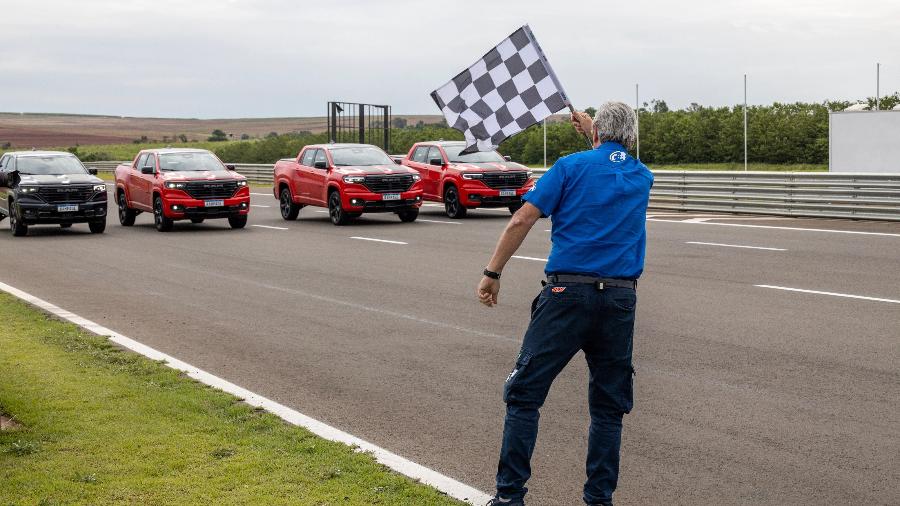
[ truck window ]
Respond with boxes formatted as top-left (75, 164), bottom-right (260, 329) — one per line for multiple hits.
top-left (135, 153), bottom-right (148, 169)
top-left (426, 147), bottom-right (444, 165)
top-left (0, 155), bottom-right (7, 172)
top-left (144, 154), bottom-right (156, 169)
top-left (411, 146), bottom-right (429, 163)
top-left (314, 149), bottom-right (327, 166)
top-left (300, 149), bottom-right (316, 167)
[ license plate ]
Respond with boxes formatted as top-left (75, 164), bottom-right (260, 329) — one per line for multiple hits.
top-left (382, 193), bottom-right (401, 201)
top-left (57, 204), bottom-right (78, 212)
top-left (204, 200), bottom-right (224, 207)
top-left (499, 190), bottom-right (517, 197)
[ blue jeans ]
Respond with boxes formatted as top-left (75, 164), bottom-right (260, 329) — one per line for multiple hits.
top-left (496, 281), bottom-right (636, 504)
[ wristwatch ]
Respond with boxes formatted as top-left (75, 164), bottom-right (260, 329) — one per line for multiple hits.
top-left (483, 268), bottom-right (501, 280)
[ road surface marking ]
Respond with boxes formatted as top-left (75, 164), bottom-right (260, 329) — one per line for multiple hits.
top-left (755, 285), bottom-right (900, 305)
top-left (687, 241), bottom-right (786, 251)
top-left (512, 255), bottom-right (548, 262)
top-left (648, 219), bottom-right (900, 238)
top-left (251, 205), bottom-right (270, 208)
top-left (418, 219), bottom-right (461, 225)
top-left (250, 192), bottom-right (271, 196)
top-left (683, 217), bottom-right (713, 223)
top-left (0, 281), bottom-right (491, 505)
top-left (350, 236), bottom-right (408, 245)
top-left (251, 225), bottom-right (288, 230)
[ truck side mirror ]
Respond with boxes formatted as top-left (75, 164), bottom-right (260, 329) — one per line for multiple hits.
top-left (429, 158), bottom-right (444, 166)
top-left (141, 166), bottom-right (155, 175)
top-left (88, 168), bottom-right (98, 175)
top-left (314, 161), bottom-right (328, 170)
top-left (503, 155), bottom-right (512, 162)
top-left (225, 164), bottom-right (236, 171)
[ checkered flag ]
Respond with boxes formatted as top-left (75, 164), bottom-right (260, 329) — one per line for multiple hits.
top-left (431, 24), bottom-right (571, 154)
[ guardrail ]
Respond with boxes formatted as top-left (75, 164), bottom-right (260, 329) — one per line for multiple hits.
top-left (86, 162), bottom-right (900, 222)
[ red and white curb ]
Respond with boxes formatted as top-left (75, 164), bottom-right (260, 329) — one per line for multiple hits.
top-left (0, 280), bottom-right (492, 505)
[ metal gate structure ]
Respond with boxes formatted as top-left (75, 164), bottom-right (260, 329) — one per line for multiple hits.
top-left (327, 102), bottom-right (391, 152)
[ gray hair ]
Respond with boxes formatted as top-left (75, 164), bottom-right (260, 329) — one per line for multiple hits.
top-left (592, 101), bottom-right (637, 149)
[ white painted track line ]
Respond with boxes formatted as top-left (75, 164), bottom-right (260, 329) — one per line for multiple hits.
top-left (0, 280), bottom-right (492, 505)
top-left (512, 255), bottom-right (548, 262)
top-left (687, 241), bottom-right (787, 251)
top-left (251, 205), bottom-right (271, 208)
top-left (649, 219), bottom-right (900, 238)
top-left (250, 192), bottom-right (272, 196)
top-left (350, 236), bottom-right (408, 245)
top-left (755, 285), bottom-right (900, 305)
top-left (417, 219), bottom-right (461, 225)
top-left (252, 225), bottom-right (288, 231)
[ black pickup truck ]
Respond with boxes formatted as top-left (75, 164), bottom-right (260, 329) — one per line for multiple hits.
top-left (0, 151), bottom-right (108, 236)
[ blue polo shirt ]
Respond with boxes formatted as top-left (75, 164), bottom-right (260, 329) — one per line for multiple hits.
top-left (522, 142), bottom-right (653, 279)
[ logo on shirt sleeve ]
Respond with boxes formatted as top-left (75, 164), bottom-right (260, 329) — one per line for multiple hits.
top-left (609, 151), bottom-right (627, 162)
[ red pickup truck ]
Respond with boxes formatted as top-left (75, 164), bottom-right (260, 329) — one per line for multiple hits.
top-left (401, 141), bottom-right (534, 218)
top-left (115, 148), bottom-right (250, 231)
top-left (273, 143), bottom-right (423, 225)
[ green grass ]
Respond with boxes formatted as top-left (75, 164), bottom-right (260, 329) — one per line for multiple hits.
top-left (0, 293), bottom-right (463, 505)
top-left (526, 162), bottom-right (827, 171)
top-left (68, 140), bottom-right (249, 161)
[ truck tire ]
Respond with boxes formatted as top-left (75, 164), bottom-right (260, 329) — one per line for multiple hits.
top-left (280, 187), bottom-right (301, 220)
top-left (60, 223), bottom-right (72, 229)
top-left (9, 203), bottom-right (27, 237)
top-left (398, 208), bottom-right (419, 223)
top-left (89, 220), bottom-right (106, 234)
top-left (328, 191), bottom-right (349, 226)
top-left (153, 196), bottom-right (173, 232)
top-left (118, 192), bottom-right (137, 226)
top-left (228, 215), bottom-right (247, 229)
top-left (444, 185), bottom-right (467, 219)
top-left (508, 202), bottom-right (523, 215)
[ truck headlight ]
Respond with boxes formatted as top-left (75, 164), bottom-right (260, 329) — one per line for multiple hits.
top-left (411, 173), bottom-right (421, 182)
top-left (19, 186), bottom-right (38, 193)
top-left (93, 184), bottom-right (107, 192)
top-left (343, 175), bottom-right (366, 184)
top-left (461, 173), bottom-right (483, 180)
top-left (165, 182), bottom-right (186, 189)
top-left (235, 180), bottom-right (247, 187)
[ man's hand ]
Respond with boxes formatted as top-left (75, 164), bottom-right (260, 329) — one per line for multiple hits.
top-left (477, 276), bottom-right (500, 307)
top-left (571, 111), bottom-right (593, 136)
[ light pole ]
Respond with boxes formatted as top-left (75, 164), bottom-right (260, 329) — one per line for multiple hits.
top-left (744, 74), bottom-right (748, 171)
top-left (876, 63), bottom-right (881, 110)
top-left (635, 83), bottom-right (640, 160)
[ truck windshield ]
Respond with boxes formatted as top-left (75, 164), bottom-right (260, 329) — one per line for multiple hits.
top-left (159, 152), bottom-right (227, 172)
top-left (331, 147), bottom-right (393, 166)
top-left (16, 155), bottom-right (88, 175)
top-left (443, 145), bottom-right (506, 163)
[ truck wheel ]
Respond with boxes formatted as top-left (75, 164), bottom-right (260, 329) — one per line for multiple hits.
top-left (118, 192), bottom-right (136, 226)
top-left (398, 208), bottom-right (419, 223)
top-left (328, 191), bottom-right (349, 226)
top-left (444, 186), bottom-right (467, 219)
top-left (280, 187), bottom-right (300, 220)
top-left (508, 202), bottom-right (523, 215)
top-left (89, 220), bottom-right (106, 234)
top-left (9, 204), bottom-right (27, 237)
top-left (190, 218), bottom-right (205, 224)
top-left (60, 223), bottom-right (72, 229)
top-left (228, 215), bottom-right (247, 229)
top-left (153, 197), bottom-right (173, 232)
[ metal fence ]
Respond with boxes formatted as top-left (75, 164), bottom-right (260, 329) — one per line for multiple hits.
top-left (87, 162), bottom-right (900, 222)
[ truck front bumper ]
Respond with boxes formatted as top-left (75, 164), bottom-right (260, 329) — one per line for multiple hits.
top-left (342, 190), bottom-right (423, 213)
top-left (163, 196), bottom-right (251, 220)
top-left (17, 200), bottom-right (108, 225)
top-left (460, 185), bottom-right (532, 208)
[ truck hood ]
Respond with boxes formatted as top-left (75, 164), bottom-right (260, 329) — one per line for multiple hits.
top-left (334, 165), bottom-right (419, 176)
top-left (161, 171), bottom-right (246, 182)
top-left (449, 161), bottom-right (528, 172)
top-left (17, 173), bottom-right (104, 185)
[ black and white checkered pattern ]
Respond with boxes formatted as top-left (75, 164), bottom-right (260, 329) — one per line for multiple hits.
top-left (431, 25), bottom-right (570, 154)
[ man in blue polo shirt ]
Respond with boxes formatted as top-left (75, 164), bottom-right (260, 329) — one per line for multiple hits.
top-left (477, 101), bottom-right (653, 506)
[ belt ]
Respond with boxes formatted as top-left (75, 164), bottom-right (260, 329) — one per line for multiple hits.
top-left (546, 274), bottom-right (637, 290)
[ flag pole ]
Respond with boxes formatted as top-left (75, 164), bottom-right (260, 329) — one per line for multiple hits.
top-left (567, 104), bottom-right (594, 149)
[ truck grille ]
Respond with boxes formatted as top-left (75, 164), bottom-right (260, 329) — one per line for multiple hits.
top-left (183, 181), bottom-right (239, 199)
top-left (37, 186), bottom-right (96, 203)
top-left (363, 174), bottom-right (414, 193)
top-left (481, 172), bottom-right (529, 189)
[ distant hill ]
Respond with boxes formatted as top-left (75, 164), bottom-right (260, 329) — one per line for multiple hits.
top-left (0, 113), bottom-right (448, 148)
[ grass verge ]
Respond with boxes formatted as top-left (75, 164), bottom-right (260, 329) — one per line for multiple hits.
top-left (0, 293), bottom-right (463, 505)
top-left (527, 162), bottom-right (827, 171)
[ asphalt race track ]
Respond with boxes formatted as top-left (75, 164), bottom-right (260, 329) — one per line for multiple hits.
top-left (1, 191), bottom-right (898, 505)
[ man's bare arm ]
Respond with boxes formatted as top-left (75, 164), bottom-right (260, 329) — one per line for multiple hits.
top-left (477, 202), bottom-right (543, 307)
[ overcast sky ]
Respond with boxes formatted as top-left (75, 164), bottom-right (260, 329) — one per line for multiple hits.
top-left (3, 0), bottom-right (898, 118)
